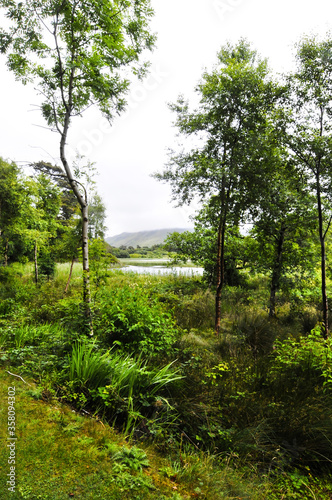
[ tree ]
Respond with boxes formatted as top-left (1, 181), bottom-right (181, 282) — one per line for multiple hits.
top-left (0, 158), bottom-right (25, 265)
top-left (0, 0), bottom-right (155, 332)
top-left (32, 159), bottom-right (110, 292)
top-left (250, 167), bottom-right (317, 318)
top-left (31, 161), bottom-right (78, 223)
top-left (88, 193), bottom-right (107, 240)
top-left (23, 174), bottom-right (62, 283)
top-left (286, 34), bottom-right (332, 337)
top-left (155, 40), bottom-right (282, 335)
top-left (165, 222), bottom-right (248, 288)
top-left (242, 126), bottom-right (318, 318)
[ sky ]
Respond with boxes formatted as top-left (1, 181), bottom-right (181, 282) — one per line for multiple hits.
top-left (1, 0), bottom-right (332, 237)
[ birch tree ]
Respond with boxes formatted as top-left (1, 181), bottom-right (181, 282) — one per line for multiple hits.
top-left (0, 0), bottom-right (155, 332)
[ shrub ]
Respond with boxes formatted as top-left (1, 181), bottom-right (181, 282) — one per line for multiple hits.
top-left (38, 249), bottom-right (56, 280)
top-left (96, 284), bottom-right (179, 354)
top-left (269, 327), bottom-right (332, 390)
top-left (173, 291), bottom-right (215, 330)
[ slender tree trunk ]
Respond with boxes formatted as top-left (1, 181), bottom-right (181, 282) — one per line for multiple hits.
top-left (59, 107), bottom-right (93, 335)
top-left (64, 256), bottom-right (75, 295)
top-left (317, 108), bottom-right (328, 338)
top-left (34, 241), bottom-right (38, 284)
top-left (269, 223), bottom-right (286, 318)
top-left (320, 236), bottom-right (328, 338)
top-left (4, 238), bottom-right (8, 266)
top-left (82, 203), bottom-right (93, 330)
top-left (215, 177), bottom-right (230, 336)
top-left (316, 175), bottom-right (328, 338)
top-left (215, 215), bottom-right (227, 336)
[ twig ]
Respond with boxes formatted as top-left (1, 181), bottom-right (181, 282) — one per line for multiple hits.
top-left (6, 371), bottom-right (31, 386)
top-left (180, 430), bottom-right (200, 450)
top-left (303, 481), bottom-right (317, 500)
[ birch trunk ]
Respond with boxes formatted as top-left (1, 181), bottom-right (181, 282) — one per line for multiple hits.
top-left (59, 105), bottom-right (93, 335)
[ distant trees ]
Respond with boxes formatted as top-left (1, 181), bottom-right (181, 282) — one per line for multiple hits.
top-left (0, 158), bottom-right (62, 272)
top-left (0, 157), bottom-right (111, 295)
top-left (27, 173), bottom-right (62, 283)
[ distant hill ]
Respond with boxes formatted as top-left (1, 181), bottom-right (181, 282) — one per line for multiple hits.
top-left (106, 228), bottom-right (192, 248)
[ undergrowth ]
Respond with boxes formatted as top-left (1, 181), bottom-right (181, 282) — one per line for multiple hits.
top-left (1, 263), bottom-right (332, 498)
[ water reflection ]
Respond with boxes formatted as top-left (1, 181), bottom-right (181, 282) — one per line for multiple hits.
top-left (120, 265), bottom-right (204, 276)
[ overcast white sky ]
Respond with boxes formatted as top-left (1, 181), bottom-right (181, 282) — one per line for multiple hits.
top-left (1, 0), bottom-right (332, 236)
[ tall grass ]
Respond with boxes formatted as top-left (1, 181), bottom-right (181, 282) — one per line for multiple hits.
top-left (68, 341), bottom-right (183, 434)
top-left (68, 341), bottom-right (112, 390)
top-left (55, 262), bottom-right (82, 281)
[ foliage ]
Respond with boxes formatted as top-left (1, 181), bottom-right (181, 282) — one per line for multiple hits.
top-left (0, 0), bottom-right (156, 125)
top-left (285, 33), bottom-right (332, 336)
top-left (88, 238), bottom-right (118, 293)
top-left (270, 326), bottom-right (332, 389)
top-left (95, 274), bottom-right (180, 354)
top-left (165, 225), bottom-right (248, 287)
top-left (66, 340), bottom-right (182, 434)
top-left (0, 158), bottom-right (26, 265)
top-left (38, 247), bottom-right (56, 280)
top-left (111, 446), bottom-right (150, 471)
top-left (68, 341), bottom-right (112, 391)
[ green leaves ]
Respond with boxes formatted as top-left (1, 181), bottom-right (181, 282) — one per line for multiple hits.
top-left (96, 282), bottom-right (179, 354)
top-left (0, 0), bottom-right (155, 126)
top-left (270, 327), bottom-right (332, 390)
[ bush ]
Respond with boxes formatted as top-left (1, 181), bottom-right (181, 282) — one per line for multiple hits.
top-left (38, 250), bottom-right (56, 280)
top-left (95, 283), bottom-right (179, 355)
top-left (268, 327), bottom-right (332, 390)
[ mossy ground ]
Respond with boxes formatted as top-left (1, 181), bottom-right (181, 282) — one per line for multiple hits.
top-left (0, 370), bottom-right (184, 499)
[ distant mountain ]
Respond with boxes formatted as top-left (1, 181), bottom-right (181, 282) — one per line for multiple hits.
top-left (106, 228), bottom-right (192, 248)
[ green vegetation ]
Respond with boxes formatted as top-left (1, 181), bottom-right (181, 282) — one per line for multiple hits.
top-left (0, 0), bottom-right (156, 331)
top-left (2, 11), bottom-right (332, 498)
top-left (111, 243), bottom-right (170, 260)
top-left (1, 262), bottom-right (332, 498)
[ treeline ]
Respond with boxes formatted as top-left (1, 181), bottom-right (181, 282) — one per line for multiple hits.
top-left (0, 158), bottom-right (110, 281)
top-left (155, 37), bottom-right (332, 337)
top-left (111, 244), bottom-right (166, 259)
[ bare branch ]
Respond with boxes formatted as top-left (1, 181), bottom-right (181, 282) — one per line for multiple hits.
top-left (6, 371), bottom-right (31, 386)
top-left (323, 214), bottom-right (332, 240)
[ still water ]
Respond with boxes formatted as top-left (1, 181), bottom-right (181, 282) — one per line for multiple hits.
top-left (118, 259), bottom-right (204, 276)
top-left (122, 265), bottom-right (204, 276)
